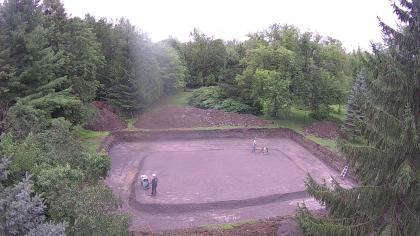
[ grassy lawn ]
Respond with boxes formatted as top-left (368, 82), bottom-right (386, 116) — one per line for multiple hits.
top-left (78, 128), bottom-right (110, 153)
top-left (305, 134), bottom-right (338, 152)
top-left (264, 107), bottom-right (314, 132)
top-left (200, 220), bottom-right (258, 230)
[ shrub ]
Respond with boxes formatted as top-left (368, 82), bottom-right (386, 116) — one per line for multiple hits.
top-left (188, 86), bottom-right (255, 114)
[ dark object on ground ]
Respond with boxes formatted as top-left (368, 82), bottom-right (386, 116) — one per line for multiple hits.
top-left (85, 101), bottom-right (127, 131)
top-left (303, 121), bottom-right (340, 139)
top-left (151, 177), bottom-right (158, 196)
top-left (135, 106), bottom-right (268, 129)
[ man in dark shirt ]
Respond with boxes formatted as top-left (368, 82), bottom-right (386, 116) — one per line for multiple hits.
top-left (151, 173), bottom-right (158, 196)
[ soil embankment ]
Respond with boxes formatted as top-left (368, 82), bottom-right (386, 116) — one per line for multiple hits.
top-left (85, 101), bottom-right (127, 131)
top-left (134, 106), bottom-right (268, 129)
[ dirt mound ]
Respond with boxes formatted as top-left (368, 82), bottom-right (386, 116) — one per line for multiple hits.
top-left (85, 101), bottom-right (127, 131)
top-left (134, 106), bottom-right (268, 129)
top-left (303, 121), bottom-right (340, 139)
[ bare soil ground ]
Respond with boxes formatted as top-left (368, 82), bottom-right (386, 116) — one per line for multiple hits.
top-left (134, 106), bottom-right (268, 129)
top-left (85, 101), bottom-right (127, 131)
top-left (303, 121), bottom-right (340, 139)
top-left (106, 136), bottom-right (354, 234)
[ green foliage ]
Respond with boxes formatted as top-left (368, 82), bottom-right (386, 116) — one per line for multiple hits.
top-left (78, 128), bottom-right (109, 153)
top-left (81, 152), bottom-right (110, 182)
top-left (0, 158), bottom-right (66, 236)
top-left (71, 184), bottom-right (130, 236)
top-left (253, 69), bottom-right (293, 117)
top-left (298, 1), bottom-right (420, 235)
top-left (0, 116), bottom-right (124, 235)
top-left (188, 86), bottom-right (255, 114)
top-left (341, 72), bottom-right (368, 139)
top-left (85, 17), bottom-right (187, 113)
top-left (181, 28), bottom-right (227, 87)
top-left (0, 133), bottom-right (43, 182)
top-left (231, 24), bottom-right (349, 119)
top-left (154, 42), bottom-right (188, 91)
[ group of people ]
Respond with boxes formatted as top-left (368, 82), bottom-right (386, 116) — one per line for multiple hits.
top-left (252, 137), bottom-right (268, 154)
top-left (252, 137), bottom-right (269, 154)
top-left (140, 173), bottom-right (158, 196)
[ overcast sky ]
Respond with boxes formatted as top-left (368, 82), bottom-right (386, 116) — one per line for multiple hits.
top-left (59, 0), bottom-right (397, 51)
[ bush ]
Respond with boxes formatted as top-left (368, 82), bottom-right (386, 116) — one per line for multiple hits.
top-left (188, 86), bottom-right (256, 114)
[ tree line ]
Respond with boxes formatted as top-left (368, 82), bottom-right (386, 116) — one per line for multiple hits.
top-left (175, 25), bottom-right (364, 119)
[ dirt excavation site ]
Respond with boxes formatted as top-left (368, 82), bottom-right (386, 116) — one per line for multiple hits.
top-left (105, 129), bottom-right (355, 233)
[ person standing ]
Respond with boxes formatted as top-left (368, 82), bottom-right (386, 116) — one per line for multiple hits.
top-left (252, 137), bottom-right (257, 153)
top-left (151, 173), bottom-right (158, 196)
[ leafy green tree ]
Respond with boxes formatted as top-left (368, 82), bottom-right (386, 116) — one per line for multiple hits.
top-left (181, 28), bottom-right (227, 87)
top-left (341, 72), bottom-right (368, 139)
top-left (294, 33), bottom-right (346, 119)
top-left (154, 42), bottom-right (188, 92)
top-left (72, 184), bottom-right (130, 236)
top-left (219, 40), bottom-right (246, 98)
top-left (253, 69), bottom-right (293, 117)
top-left (297, 1), bottom-right (420, 235)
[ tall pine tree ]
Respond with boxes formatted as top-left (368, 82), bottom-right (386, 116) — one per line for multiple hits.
top-left (297, 1), bottom-right (420, 235)
top-left (341, 72), bottom-right (368, 140)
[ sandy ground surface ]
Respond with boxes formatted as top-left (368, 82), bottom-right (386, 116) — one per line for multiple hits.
top-left (106, 138), bottom-right (354, 232)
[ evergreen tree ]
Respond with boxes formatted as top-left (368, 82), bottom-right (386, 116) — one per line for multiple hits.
top-left (0, 158), bottom-right (66, 236)
top-left (297, 1), bottom-right (420, 235)
top-left (0, 0), bottom-right (88, 129)
top-left (341, 72), bottom-right (368, 139)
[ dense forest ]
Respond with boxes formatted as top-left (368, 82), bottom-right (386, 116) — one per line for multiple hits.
top-left (180, 26), bottom-right (361, 119)
top-left (0, 0), bottom-right (418, 235)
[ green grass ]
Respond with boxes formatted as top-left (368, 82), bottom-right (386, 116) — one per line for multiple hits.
top-left (330, 104), bottom-right (346, 121)
top-left (200, 220), bottom-right (258, 230)
top-left (126, 117), bottom-right (135, 130)
top-left (262, 107), bottom-right (342, 152)
top-left (78, 128), bottom-right (109, 153)
top-left (263, 107), bottom-right (314, 132)
top-left (305, 134), bottom-right (338, 152)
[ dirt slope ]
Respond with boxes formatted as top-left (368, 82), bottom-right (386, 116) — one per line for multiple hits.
top-left (135, 106), bottom-right (268, 129)
top-left (303, 121), bottom-right (340, 139)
